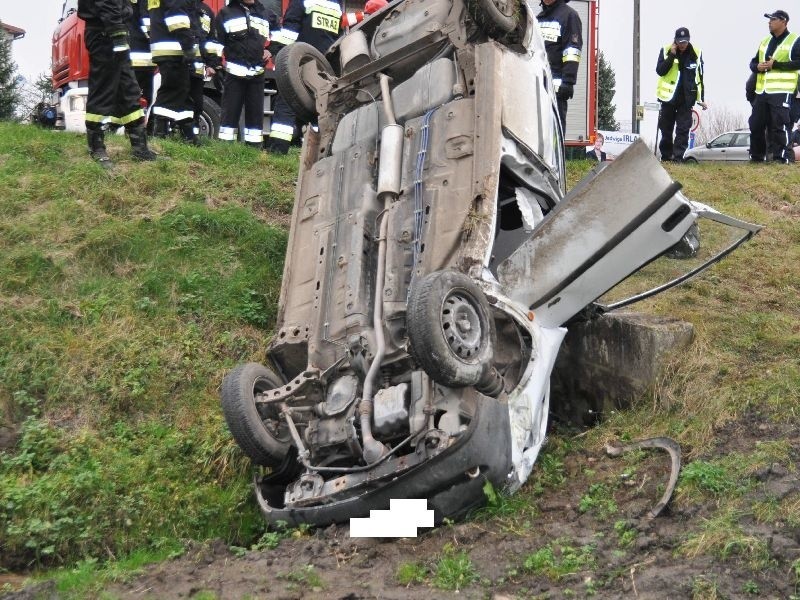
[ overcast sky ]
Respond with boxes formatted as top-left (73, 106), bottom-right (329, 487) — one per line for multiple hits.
top-left (0, 0), bottom-right (790, 143)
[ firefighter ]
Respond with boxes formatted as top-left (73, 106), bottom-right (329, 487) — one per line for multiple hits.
top-left (537, 0), bottom-right (582, 135)
top-left (149, 0), bottom-right (198, 142)
top-left (749, 10), bottom-right (800, 164)
top-left (190, 1), bottom-right (222, 138)
top-left (214, 0), bottom-right (276, 147)
top-left (341, 0), bottom-right (387, 28)
top-left (265, 0), bottom-right (345, 154)
top-left (129, 0), bottom-right (155, 108)
top-left (656, 27), bottom-right (706, 163)
top-left (77, 0), bottom-right (158, 167)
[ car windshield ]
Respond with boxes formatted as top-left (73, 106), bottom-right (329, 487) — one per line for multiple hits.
top-left (710, 133), bottom-right (735, 147)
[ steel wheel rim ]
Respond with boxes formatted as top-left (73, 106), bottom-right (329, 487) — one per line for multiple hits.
top-left (440, 290), bottom-right (483, 360)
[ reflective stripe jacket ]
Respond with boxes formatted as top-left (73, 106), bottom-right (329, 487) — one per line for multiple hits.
top-left (192, 1), bottom-right (222, 74)
top-left (656, 44), bottom-right (704, 104)
top-left (271, 0), bottom-right (343, 54)
top-left (751, 31), bottom-right (800, 95)
top-left (536, 0), bottom-right (582, 87)
top-left (214, 0), bottom-right (277, 78)
top-left (78, 0), bottom-right (132, 34)
top-left (129, 0), bottom-right (154, 68)
top-left (148, 0), bottom-right (196, 63)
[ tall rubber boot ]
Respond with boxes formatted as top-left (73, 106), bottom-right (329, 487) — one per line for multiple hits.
top-left (87, 129), bottom-right (113, 169)
top-left (127, 124), bottom-right (158, 161)
top-left (178, 121), bottom-right (199, 145)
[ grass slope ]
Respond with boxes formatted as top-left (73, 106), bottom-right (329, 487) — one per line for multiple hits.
top-left (0, 122), bottom-right (798, 593)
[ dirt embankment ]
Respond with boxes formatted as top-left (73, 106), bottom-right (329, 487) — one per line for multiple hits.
top-left (8, 416), bottom-right (780, 599)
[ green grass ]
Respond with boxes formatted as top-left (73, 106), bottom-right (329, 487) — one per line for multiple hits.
top-left (432, 543), bottom-right (479, 591)
top-left (1, 123), bottom-right (799, 592)
top-left (395, 561), bottom-right (428, 586)
top-left (522, 539), bottom-right (596, 581)
top-left (0, 122), bottom-right (295, 571)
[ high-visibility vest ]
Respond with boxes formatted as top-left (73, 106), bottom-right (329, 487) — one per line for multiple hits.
top-left (656, 44), bottom-right (703, 103)
top-left (755, 33), bottom-right (800, 94)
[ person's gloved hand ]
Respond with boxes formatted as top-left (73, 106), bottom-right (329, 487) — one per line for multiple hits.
top-left (557, 83), bottom-right (574, 100)
top-left (109, 30), bottom-right (130, 53)
top-left (364, 0), bottom-right (388, 14)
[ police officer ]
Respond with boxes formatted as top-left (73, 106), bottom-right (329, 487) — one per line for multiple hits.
top-left (537, 0), bottom-right (582, 135)
top-left (129, 0), bottom-right (155, 109)
top-left (266, 0), bottom-right (344, 154)
top-left (749, 10), bottom-right (800, 164)
top-left (656, 27), bottom-right (706, 163)
top-left (77, 0), bottom-right (158, 167)
top-left (149, 0), bottom-right (197, 142)
top-left (214, 0), bottom-right (276, 146)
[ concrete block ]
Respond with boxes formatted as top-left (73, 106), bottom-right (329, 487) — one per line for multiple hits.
top-left (551, 312), bottom-right (694, 424)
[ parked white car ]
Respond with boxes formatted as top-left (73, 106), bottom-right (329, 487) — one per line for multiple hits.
top-left (684, 129), bottom-right (751, 163)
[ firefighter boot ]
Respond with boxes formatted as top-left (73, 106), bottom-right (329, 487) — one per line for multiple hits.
top-left (128, 125), bottom-right (158, 161)
top-left (150, 115), bottom-right (171, 138)
top-left (87, 129), bottom-right (113, 169)
top-left (179, 121), bottom-right (200, 145)
top-left (265, 137), bottom-right (290, 155)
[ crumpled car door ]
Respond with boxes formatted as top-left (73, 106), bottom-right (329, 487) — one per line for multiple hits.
top-left (495, 139), bottom-right (761, 328)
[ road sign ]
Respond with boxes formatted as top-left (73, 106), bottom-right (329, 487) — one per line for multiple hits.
top-left (691, 109), bottom-right (701, 132)
top-left (643, 101), bottom-right (661, 111)
top-left (636, 105), bottom-right (645, 121)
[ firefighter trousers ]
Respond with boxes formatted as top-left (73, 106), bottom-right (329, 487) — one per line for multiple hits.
top-left (190, 75), bottom-right (205, 136)
top-left (219, 73), bottom-right (265, 143)
top-left (84, 28), bottom-right (144, 130)
top-left (153, 60), bottom-right (194, 125)
top-left (267, 93), bottom-right (298, 153)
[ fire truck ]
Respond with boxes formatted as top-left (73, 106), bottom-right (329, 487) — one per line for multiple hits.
top-left (46, 0), bottom-right (597, 145)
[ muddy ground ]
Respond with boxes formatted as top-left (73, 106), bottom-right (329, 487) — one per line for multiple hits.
top-left (4, 414), bottom-right (799, 600)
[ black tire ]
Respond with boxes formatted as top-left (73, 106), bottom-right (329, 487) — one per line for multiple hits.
top-left (466, 0), bottom-right (520, 38)
top-left (221, 363), bottom-right (292, 466)
top-left (198, 96), bottom-right (221, 139)
top-left (274, 42), bottom-right (334, 123)
top-left (407, 270), bottom-right (496, 387)
top-left (683, 157), bottom-right (698, 164)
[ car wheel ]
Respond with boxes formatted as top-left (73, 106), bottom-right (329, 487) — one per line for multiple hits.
top-left (683, 157), bottom-right (698, 164)
top-left (407, 270), bottom-right (496, 387)
top-left (275, 42), bottom-right (334, 124)
top-left (198, 96), bottom-right (221, 139)
top-left (221, 363), bottom-right (292, 466)
top-left (466, 0), bottom-right (520, 38)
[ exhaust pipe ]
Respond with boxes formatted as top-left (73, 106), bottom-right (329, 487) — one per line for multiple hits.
top-left (360, 73), bottom-right (404, 464)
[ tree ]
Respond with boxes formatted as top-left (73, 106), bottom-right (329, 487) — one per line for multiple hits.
top-left (0, 23), bottom-right (21, 120)
top-left (597, 52), bottom-right (619, 131)
top-left (18, 72), bottom-right (55, 122)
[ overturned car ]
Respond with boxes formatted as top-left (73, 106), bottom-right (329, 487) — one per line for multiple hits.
top-left (221, 0), bottom-right (760, 526)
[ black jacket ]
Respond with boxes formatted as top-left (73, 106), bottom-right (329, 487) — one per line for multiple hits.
top-left (536, 0), bottom-right (583, 87)
top-left (149, 0), bottom-right (197, 63)
top-left (271, 0), bottom-right (343, 54)
top-left (78, 0), bottom-right (132, 33)
top-left (128, 0), bottom-right (151, 59)
top-left (192, 1), bottom-right (221, 72)
top-left (214, 0), bottom-right (277, 77)
top-left (656, 43), bottom-right (703, 106)
top-left (587, 148), bottom-right (606, 162)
